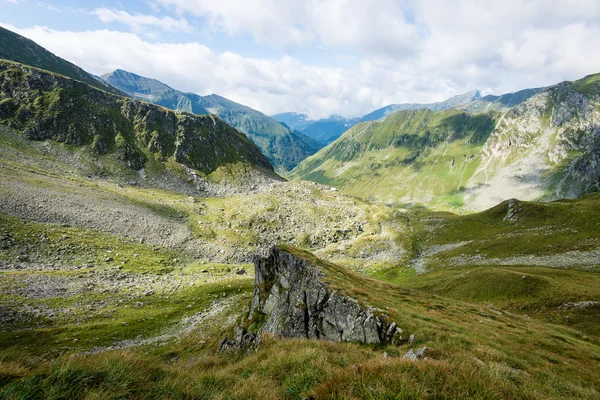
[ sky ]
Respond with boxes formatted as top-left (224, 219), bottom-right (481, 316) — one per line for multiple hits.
top-left (2, 0), bottom-right (600, 119)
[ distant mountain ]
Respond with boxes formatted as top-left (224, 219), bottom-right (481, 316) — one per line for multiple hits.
top-left (102, 70), bottom-right (321, 172)
top-left (0, 26), bottom-right (122, 96)
top-left (273, 113), bottom-right (360, 145)
top-left (274, 90), bottom-right (483, 145)
top-left (290, 74), bottom-right (600, 211)
top-left (0, 60), bottom-right (274, 177)
top-left (460, 87), bottom-right (546, 113)
top-left (271, 112), bottom-right (312, 131)
top-left (297, 115), bottom-right (361, 145)
top-left (360, 89), bottom-right (481, 121)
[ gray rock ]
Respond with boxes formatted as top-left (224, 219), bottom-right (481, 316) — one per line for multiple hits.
top-left (402, 346), bottom-right (427, 361)
top-left (218, 326), bottom-right (257, 352)
top-left (223, 246), bottom-right (403, 351)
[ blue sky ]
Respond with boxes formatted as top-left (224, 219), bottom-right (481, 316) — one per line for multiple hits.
top-left (2, 0), bottom-right (600, 119)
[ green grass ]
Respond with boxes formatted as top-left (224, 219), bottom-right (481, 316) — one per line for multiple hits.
top-left (289, 109), bottom-right (497, 210)
top-left (2, 247), bottom-right (599, 399)
top-left (371, 195), bottom-right (600, 337)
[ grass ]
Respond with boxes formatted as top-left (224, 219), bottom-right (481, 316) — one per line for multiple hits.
top-left (1, 116), bottom-right (600, 397)
top-left (2, 246), bottom-right (600, 398)
top-left (0, 213), bottom-right (183, 273)
top-left (371, 195), bottom-right (600, 337)
top-left (289, 109), bottom-right (497, 211)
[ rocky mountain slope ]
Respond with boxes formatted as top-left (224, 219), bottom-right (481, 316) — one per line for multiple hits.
top-left (0, 60), bottom-right (274, 178)
top-left (102, 69), bottom-right (322, 172)
top-left (0, 26), bottom-right (122, 96)
top-left (291, 73), bottom-right (600, 211)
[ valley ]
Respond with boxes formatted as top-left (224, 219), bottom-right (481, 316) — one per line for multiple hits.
top-left (0, 22), bottom-right (599, 400)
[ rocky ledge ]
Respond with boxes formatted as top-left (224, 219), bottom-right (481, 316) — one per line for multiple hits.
top-left (220, 246), bottom-right (403, 351)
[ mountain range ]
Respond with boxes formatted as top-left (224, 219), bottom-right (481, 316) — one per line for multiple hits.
top-left (290, 74), bottom-right (600, 211)
top-left (101, 69), bottom-right (321, 173)
top-left (273, 89), bottom-right (485, 145)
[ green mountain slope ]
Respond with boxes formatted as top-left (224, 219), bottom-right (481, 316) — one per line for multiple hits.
top-left (101, 69), bottom-right (322, 172)
top-left (1, 61), bottom-right (599, 396)
top-left (290, 73), bottom-right (600, 211)
top-left (290, 108), bottom-right (498, 209)
top-left (0, 60), bottom-right (274, 177)
top-left (0, 26), bottom-right (122, 96)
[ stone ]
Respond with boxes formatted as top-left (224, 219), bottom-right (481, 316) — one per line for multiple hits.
top-left (221, 246), bottom-right (404, 351)
top-left (402, 346), bottom-right (427, 361)
top-left (236, 269), bottom-right (247, 275)
top-left (218, 326), bottom-right (257, 352)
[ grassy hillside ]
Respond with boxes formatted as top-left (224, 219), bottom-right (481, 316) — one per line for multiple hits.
top-left (0, 115), bottom-right (599, 397)
top-left (102, 70), bottom-right (322, 173)
top-left (290, 108), bottom-right (498, 210)
top-left (291, 74), bottom-right (600, 211)
top-left (0, 26), bottom-right (122, 96)
top-left (1, 240), bottom-right (598, 398)
top-left (373, 195), bottom-right (600, 336)
top-left (0, 60), bottom-right (274, 177)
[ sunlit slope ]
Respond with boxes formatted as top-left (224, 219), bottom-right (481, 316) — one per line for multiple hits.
top-left (292, 74), bottom-right (600, 211)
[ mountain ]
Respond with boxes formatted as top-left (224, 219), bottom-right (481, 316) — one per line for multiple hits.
top-left (0, 26), bottom-right (123, 96)
top-left (273, 90), bottom-right (482, 146)
top-left (101, 69), bottom-right (322, 172)
top-left (270, 111), bottom-right (312, 130)
top-left (460, 87), bottom-right (546, 113)
top-left (2, 61), bottom-right (600, 399)
top-left (272, 112), bottom-right (360, 145)
top-left (290, 73), bottom-right (600, 211)
top-left (298, 115), bottom-right (361, 144)
top-left (360, 89), bottom-right (482, 121)
top-left (0, 60), bottom-right (274, 178)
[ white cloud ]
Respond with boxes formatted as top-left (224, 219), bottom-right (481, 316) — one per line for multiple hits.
top-left (92, 8), bottom-right (192, 33)
top-left (38, 3), bottom-right (60, 12)
top-left (3, 0), bottom-right (600, 119)
top-left (151, 0), bottom-right (420, 54)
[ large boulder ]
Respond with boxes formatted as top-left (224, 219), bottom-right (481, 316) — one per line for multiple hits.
top-left (220, 246), bottom-right (402, 351)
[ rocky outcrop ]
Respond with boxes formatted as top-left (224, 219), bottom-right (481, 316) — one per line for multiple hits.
top-left (220, 246), bottom-right (402, 351)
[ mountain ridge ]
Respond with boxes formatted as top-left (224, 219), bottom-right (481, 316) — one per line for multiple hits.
top-left (290, 73), bottom-right (600, 211)
top-left (0, 60), bottom-right (275, 180)
top-left (101, 69), bottom-right (322, 172)
top-left (0, 26), bottom-right (123, 96)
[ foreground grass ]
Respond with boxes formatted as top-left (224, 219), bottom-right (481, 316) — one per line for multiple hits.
top-left (2, 246), bottom-right (600, 399)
